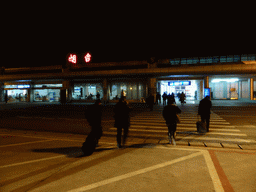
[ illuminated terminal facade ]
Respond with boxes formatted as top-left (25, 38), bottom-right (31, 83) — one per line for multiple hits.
top-left (0, 54), bottom-right (256, 104)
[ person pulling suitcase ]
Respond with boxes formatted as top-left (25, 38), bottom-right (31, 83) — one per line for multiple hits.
top-left (82, 99), bottom-right (103, 156)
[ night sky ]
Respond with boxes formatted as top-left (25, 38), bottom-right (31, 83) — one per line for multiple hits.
top-left (4, 3), bottom-right (254, 69)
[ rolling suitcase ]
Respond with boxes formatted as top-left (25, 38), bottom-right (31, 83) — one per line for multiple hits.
top-left (196, 116), bottom-right (207, 133)
top-left (81, 133), bottom-right (97, 156)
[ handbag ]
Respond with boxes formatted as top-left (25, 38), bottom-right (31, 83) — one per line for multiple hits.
top-left (176, 114), bottom-right (181, 123)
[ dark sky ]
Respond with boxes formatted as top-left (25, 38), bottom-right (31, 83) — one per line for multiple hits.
top-left (4, 3), bottom-right (254, 68)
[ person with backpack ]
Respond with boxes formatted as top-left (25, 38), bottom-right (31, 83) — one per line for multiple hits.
top-left (163, 98), bottom-right (181, 145)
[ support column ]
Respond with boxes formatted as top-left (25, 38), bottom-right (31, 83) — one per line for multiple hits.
top-left (200, 80), bottom-right (204, 100)
top-left (249, 78), bottom-right (254, 100)
top-left (61, 80), bottom-right (71, 104)
top-left (148, 78), bottom-right (157, 102)
top-left (0, 82), bottom-right (4, 102)
top-left (204, 76), bottom-right (209, 88)
top-left (103, 78), bottom-right (108, 104)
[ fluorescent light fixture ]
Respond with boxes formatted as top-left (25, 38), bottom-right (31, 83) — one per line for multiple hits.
top-left (211, 78), bottom-right (239, 83)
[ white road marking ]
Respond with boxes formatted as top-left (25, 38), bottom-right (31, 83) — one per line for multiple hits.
top-left (201, 150), bottom-right (225, 192)
top-left (109, 128), bottom-right (245, 135)
top-left (0, 133), bottom-right (84, 143)
top-left (0, 139), bottom-right (54, 148)
top-left (115, 127), bottom-right (241, 132)
top-left (131, 120), bottom-right (230, 125)
top-left (67, 152), bottom-right (203, 192)
top-left (130, 124), bottom-right (236, 128)
top-left (0, 154), bottom-right (66, 169)
top-left (180, 136), bottom-right (256, 143)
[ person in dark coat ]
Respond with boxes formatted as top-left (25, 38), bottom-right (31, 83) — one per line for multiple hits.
top-left (156, 92), bottom-right (161, 104)
top-left (162, 92), bottom-right (167, 106)
top-left (114, 96), bottom-right (130, 148)
top-left (198, 96), bottom-right (212, 132)
top-left (163, 98), bottom-right (181, 145)
top-left (86, 99), bottom-right (103, 146)
top-left (147, 94), bottom-right (154, 111)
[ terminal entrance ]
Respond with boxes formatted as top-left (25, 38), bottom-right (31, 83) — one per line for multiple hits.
top-left (158, 80), bottom-right (201, 101)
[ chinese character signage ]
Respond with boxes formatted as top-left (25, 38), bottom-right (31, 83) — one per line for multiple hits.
top-left (67, 52), bottom-right (92, 64)
top-left (84, 53), bottom-right (91, 63)
top-left (68, 54), bottom-right (77, 64)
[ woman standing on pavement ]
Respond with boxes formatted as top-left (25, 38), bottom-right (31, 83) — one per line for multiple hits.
top-left (162, 98), bottom-right (181, 145)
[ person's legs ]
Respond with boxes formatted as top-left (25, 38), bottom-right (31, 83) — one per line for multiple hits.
top-left (206, 116), bottom-right (210, 132)
top-left (117, 127), bottom-right (122, 148)
top-left (168, 123), bottom-right (176, 145)
top-left (123, 126), bottom-right (129, 146)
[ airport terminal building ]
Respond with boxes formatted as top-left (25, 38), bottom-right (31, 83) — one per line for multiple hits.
top-left (1, 54), bottom-right (256, 104)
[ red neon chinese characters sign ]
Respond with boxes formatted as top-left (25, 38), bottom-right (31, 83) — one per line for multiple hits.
top-left (84, 53), bottom-right (91, 63)
top-left (68, 54), bottom-right (77, 64)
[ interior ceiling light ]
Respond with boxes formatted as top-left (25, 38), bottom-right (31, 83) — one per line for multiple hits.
top-left (211, 78), bottom-right (239, 83)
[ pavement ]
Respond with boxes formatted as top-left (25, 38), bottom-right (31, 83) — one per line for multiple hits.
top-left (0, 128), bottom-right (255, 192)
top-left (0, 99), bottom-right (256, 191)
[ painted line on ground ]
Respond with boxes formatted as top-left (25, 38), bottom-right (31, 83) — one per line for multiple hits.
top-left (109, 128), bottom-right (244, 135)
top-left (0, 154), bottom-right (66, 169)
top-left (0, 139), bottom-right (54, 148)
top-left (67, 152), bottom-right (203, 192)
top-left (0, 133), bottom-right (85, 143)
top-left (130, 124), bottom-right (236, 128)
top-left (208, 150), bottom-right (234, 192)
top-left (125, 127), bottom-right (241, 132)
top-left (180, 136), bottom-right (256, 143)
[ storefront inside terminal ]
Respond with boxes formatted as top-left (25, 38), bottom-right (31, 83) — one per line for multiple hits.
top-left (0, 76), bottom-right (255, 103)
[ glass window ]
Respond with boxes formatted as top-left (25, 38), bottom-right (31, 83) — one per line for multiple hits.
top-left (192, 58), bottom-right (199, 64)
top-left (212, 56), bottom-right (219, 63)
top-left (181, 58), bottom-right (186, 64)
top-left (234, 55), bottom-right (241, 62)
top-left (220, 56), bottom-right (227, 63)
top-left (34, 89), bottom-right (60, 102)
top-left (7, 89), bottom-right (28, 103)
top-left (227, 55), bottom-right (234, 62)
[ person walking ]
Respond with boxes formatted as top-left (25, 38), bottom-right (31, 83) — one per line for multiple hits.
top-left (163, 98), bottom-right (181, 145)
top-left (162, 92), bottom-right (167, 106)
top-left (198, 96), bottom-right (212, 132)
top-left (156, 92), bottom-right (161, 104)
top-left (147, 94), bottom-right (154, 111)
top-left (114, 96), bottom-right (131, 148)
top-left (179, 92), bottom-right (186, 104)
top-left (86, 99), bottom-right (103, 146)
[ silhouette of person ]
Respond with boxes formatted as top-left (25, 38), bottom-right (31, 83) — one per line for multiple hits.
top-left (162, 92), bottom-right (167, 105)
top-left (163, 98), bottom-right (181, 145)
top-left (114, 96), bottom-right (130, 148)
top-left (156, 92), bottom-right (161, 104)
top-left (198, 96), bottom-right (212, 132)
top-left (86, 99), bottom-right (103, 146)
top-left (147, 94), bottom-right (154, 111)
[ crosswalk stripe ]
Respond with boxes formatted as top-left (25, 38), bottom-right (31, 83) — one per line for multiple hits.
top-left (130, 123), bottom-right (235, 128)
top-left (109, 128), bottom-right (245, 136)
top-left (131, 120), bottom-right (230, 124)
top-left (108, 107), bottom-right (256, 145)
top-left (180, 136), bottom-right (256, 143)
top-left (109, 127), bottom-right (241, 132)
